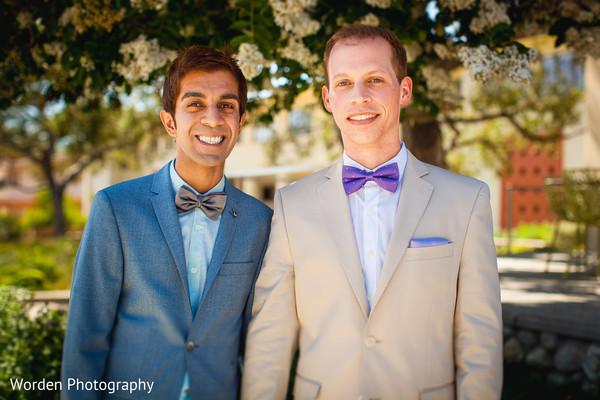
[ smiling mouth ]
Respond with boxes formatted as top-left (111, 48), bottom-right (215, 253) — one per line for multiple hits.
top-left (197, 136), bottom-right (224, 145)
top-left (348, 114), bottom-right (378, 121)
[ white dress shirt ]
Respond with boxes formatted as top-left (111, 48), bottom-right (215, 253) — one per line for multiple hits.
top-left (343, 143), bottom-right (408, 311)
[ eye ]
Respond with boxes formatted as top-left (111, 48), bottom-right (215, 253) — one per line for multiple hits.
top-left (370, 77), bottom-right (384, 84)
top-left (186, 101), bottom-right (203, 108)
top-left (336, 80), bottom-right (350, 87)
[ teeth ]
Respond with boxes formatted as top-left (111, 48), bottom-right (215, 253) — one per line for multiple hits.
top-left (349, 114), bottom-right (377, 121)
top-left (198, 136), bottom-right (224, 144)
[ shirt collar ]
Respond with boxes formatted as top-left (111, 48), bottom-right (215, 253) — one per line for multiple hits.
top-left (169, 160), bottom-right (225, 197)
top-left (343, 141), bottom-right (408, 174)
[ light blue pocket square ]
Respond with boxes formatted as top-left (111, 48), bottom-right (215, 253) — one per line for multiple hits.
top-left (409, 237), bottom-right (449, 248)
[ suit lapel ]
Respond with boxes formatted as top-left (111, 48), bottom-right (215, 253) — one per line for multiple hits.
top-left (150, 164), bottom-right (190, 302)
top-left (197, 178), bottom-right (239, 309)
top-left (372, 152), bottom-right (433, 309)
top-left (318, 160), bottom-right (369, 318)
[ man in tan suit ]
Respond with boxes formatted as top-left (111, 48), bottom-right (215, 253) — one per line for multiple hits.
top-left (242, 25), bottom-right (503, 400)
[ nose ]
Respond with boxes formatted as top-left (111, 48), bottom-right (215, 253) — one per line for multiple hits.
top-left (201, 105), bottom-right (224, 128)
top-left (350, 82), bottom-right (371, 105)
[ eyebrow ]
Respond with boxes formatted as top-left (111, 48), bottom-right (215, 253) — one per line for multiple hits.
top-left (180, 92), bottom-right (240, 103)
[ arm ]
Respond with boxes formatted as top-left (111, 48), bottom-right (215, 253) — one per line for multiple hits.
top-left (61, 191), bottom-right (123, 400)
top-left (455, 183), bottom-right (503, 400)
top-left (241, 190), bottom-right (299, 400)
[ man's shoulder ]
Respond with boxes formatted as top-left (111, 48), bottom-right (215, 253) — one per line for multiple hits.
top-left (99, 172), bottom-right (156, 200)
top-left (421, 161), bottom-right (488, 192)
top-left (279, 164), bottom-right (333, 195)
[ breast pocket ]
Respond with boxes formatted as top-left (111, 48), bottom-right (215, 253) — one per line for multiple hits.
top-left (203, 262), bottom-right (257, 312)
top-left (404, 243), bottom-right (454, 261)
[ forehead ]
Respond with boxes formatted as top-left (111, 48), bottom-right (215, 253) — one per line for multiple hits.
top-left (177, 69), bottom-right (239, 100)
top-left (328, 37), bottom-right (394, 76)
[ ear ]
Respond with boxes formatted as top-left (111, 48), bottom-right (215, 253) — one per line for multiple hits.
top-left (399, 76), bottom-right (413, 106)
top-left (322, 85), bottom-right (332, 113)
top-left (160, 110), bottom-right (177, 138)
top-left (239, 112), bottom-right (247, 129)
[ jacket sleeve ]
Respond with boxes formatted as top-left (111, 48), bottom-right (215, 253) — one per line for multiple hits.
top-left (454, 183), bottom-right (503, 399)
top-left (241, 190), bottom-right (299, 400)
top-left (61, 190), bottom-right (123, 400)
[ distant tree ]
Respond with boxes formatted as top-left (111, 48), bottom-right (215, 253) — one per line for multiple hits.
top-left (0, 85), bottom-right (163, 236)
top-left (1, 0), bottom-right (599, 165)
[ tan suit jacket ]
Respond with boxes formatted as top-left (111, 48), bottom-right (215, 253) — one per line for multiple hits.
top-left (242, 151), bottom-right (503, 400)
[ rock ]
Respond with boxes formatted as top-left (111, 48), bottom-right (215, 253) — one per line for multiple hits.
top-left (554, 341), bottom-right (586, 372)
top-left (582, 344), bottom-right (600, 382)
top-left (504, 337), bottom-right (524, 363)
top-left (547, 372), bottom-right (568, 386)
top-left (540, 333), bottom-right (559, 350)
top-left (517, 330), bottom-right (537, 352)
top-left (526, 346), bottom-right (553, 367)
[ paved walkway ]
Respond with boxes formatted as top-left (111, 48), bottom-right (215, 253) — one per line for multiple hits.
top-left (499, 252), bottom-right (600, 341)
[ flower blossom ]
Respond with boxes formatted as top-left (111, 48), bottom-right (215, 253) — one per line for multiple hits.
top-left (236, 43), bottom-right (267, 80)
top-left (359, 13), bottom-right (380, 27)
top-left (439, 0), bottom-right (477, 12)
top-left (365, 0), bottom-right (392, 9)
top-left (469, 0), bottom-right (511, 34)
top-left (280, 36), bottom-right (319, 67)
top-left (114, 35), bottom-right (177, 83)
top-left (458, 44), bottom-right (538, 86)
top-left (565, 27), bottom-right (600, 58)
top-left (270, 0), bottom-right (319, 37)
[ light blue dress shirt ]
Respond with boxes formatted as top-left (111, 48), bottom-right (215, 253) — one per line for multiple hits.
top-left (343, 143), bottom-right (408, 311)
top-left (169, 160), bottom-right (224, 400)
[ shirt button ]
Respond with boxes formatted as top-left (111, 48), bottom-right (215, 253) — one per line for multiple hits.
top-left (365, 337), bottom-right (376, 348)
top-left (186, 341), bottom-right (195, 352)
top-left (368, 250), bottom-right (375, 257)
top-left (368, 294), bottom-right (373, 302)
top-left (191, 267), bottom-right (198, 274)
top-left (367, 207), bottom-right (374, 214)
top-left (195, 225), bottom-right (202, 231)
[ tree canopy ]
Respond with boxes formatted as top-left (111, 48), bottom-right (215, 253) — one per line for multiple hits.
top-left (2, 0), bottom-right (599, 120)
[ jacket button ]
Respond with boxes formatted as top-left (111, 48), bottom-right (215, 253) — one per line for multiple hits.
top-left (365, 337), bottom-right (377, 348)
top-left (187, 341), bottom-right (195, 352)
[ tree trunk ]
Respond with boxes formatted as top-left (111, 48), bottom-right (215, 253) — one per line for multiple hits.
top-left (40, 156), bottom-right (67, 237)
top-left (401, 108), bottom-right (446, 169)
top-left (50, 184), bottom-right (67, 237)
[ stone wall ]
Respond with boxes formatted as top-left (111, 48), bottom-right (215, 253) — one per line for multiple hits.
top-left (503, 323), bottom-right (600, 396)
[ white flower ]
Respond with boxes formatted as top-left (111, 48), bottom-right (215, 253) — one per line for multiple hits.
top-left (43, 42), bottom-right (67, 60)
top-left (290, 12), bottom-right (321, 37)
top-left (365, 0), bottom-right (392, 9)
top-left (469, 0), bottom-right (510, 34)
top-left (280, 36), bottom-right (319, 67)
top-left (358, 13), bottom-right (380, 27)
top-left (16, 12), bottom-right (33, 29)
top-left (565, 27), bottom-right (600, 58)
top-left (270, 0), bottom-right (320, 37)
top-left (433, 43), bottom-right (452, 59)
top-left (236, 43), bottom-right (267, 80)
top-left (439, 0), bottom-right (477, 12)
top-left (404, 42), bottom-right (422, 63)
top-left (114, 35), bottom-right (177, 83)
top-left (130, 0), bottom-right (169, 11)
top-left (458, 44), bottom-right (538, 86)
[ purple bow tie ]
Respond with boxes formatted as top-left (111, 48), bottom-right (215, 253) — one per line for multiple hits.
top-left (342, 163), bottom-right (400, 195)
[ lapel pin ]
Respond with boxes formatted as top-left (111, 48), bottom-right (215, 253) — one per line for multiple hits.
top-left (232, 209), bottom-right (238, 218)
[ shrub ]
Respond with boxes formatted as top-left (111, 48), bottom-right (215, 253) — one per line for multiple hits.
top-left (0, 214), bottom-right (22, 242)
top-left (21, 190), bottom-right (86, 232)
top-left (0, 239), bottom-right (79, 291)
top-left (0, 287), bottom-right (66, 400)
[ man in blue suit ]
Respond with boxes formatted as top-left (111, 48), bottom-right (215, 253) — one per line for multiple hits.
top-left (61, 46), bottom-right (272, 399)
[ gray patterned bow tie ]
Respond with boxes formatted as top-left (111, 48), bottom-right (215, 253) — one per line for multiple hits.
top-left (175, 185), bottom-right (227, 221)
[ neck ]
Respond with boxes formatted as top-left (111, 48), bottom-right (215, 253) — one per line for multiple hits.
top-left (345, 142), bottom-right (402, 170)
top-left (174, 159), bottom-right (224, 194)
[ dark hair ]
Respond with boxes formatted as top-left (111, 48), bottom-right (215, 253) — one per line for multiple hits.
top-left (162, 46), bottom-right (248, 120)
top-left (323, 24), bottom-right (408, 87)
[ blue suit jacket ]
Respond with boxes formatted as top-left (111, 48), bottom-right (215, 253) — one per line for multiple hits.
top-left (61, 163), bottom-right (272, 399)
